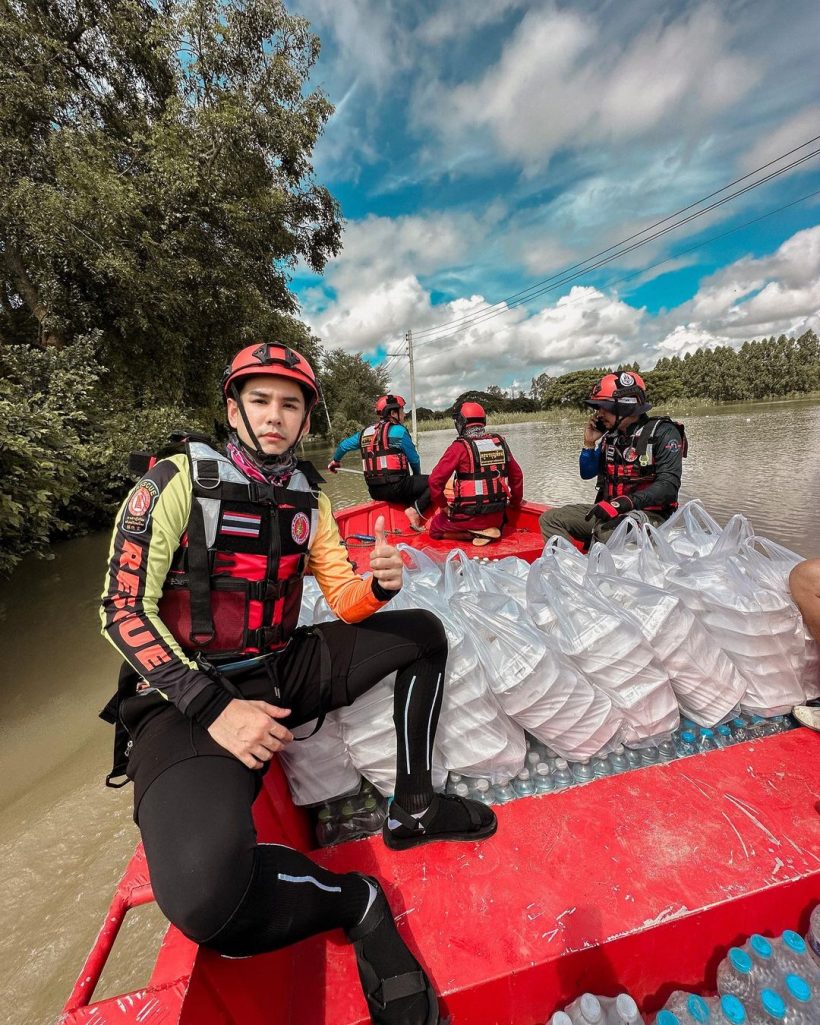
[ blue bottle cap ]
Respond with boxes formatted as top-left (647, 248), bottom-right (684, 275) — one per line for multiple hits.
top-left (750, 934), bottom-right (773, 959)
top-left (718, 725), bottom-right (731, 736)
top-left (728, 947), bottom-right (752, 973)
top-left (750, 715), bottom-right (764, 724)
top-left (785, 974), bottom-right (811, 1002)
top-left (681, 730), bottom-right (696, 742)
top-left (782, 929), bottom-right (806, 953)
top-left (656, 1013), bottom-right (680, 1025)
top-left (732, 718), bottom-right (745, 727)
top-left (687, 994), bottom-right (710, 1022)
top-left (759, 990), bottom-right (785, 1019)
top-left (719, 995), bottom-right (746, 1024)
top-left (700, 728), bottom-right (715, 737)
top-left (682, 718), bottom-right (696, 728)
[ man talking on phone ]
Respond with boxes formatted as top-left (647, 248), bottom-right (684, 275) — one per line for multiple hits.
top-left (538, 371), bottom-right (686, 548)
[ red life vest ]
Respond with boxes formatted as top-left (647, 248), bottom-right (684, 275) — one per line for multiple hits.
top-left (157, 441), bottom-right (320, 659)
top-left (598, 416), bottom-right (687, 513)
top-left (360, 420), bottom-right (409, 485)
top-left (450, 432), bottom-right (511, 519)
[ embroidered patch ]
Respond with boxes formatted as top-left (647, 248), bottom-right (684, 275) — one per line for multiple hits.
top-left (623, 447), bottom-right (639, 462)
top-left (121, 480), bottom-right (159, 535)
top-left (665, 440), bottom-right (681, 452)
top-left (220, 511), bottom-right (262, 538)
top-left (291, 511), bottom-right (310, 545)
top-left (619, 372), bottom-right (635, 386)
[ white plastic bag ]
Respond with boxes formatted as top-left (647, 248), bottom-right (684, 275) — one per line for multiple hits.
top-left (659, 500), bottom-right (726, 557)
top-left (278, 712), bottom-right (362, 806)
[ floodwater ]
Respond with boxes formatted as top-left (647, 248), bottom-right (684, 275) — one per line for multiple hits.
top-left (1, 400), bottom-right (818, 1025)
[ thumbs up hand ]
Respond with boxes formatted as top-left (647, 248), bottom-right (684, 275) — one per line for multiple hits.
top-left (369, 514), bottom-right (403, 593)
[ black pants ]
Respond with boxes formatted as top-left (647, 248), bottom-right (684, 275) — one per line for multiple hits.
top-left (368, 475), bottom-right (430, 515)
top-left (132, 609), bottom-right (447, 954)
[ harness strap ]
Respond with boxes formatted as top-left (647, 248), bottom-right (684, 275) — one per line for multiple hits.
top-left (186, 498), bottom-right (215, 645)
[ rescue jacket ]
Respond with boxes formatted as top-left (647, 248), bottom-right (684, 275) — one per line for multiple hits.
top-left (597, 416), bottom-right (687, 513)
top-left (359, 420), bottom-right (410, 485)
top-left (157, 441), bottom-right (320, 658)
top-left (450, 432), bottom-right (512, 518)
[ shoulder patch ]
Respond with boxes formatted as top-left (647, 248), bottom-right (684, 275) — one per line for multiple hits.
top-left (121, 479), bottom-right (160, 535)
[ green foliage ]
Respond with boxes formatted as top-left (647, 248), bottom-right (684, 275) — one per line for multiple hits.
top-left (319, 350), bottom-right (389, 440)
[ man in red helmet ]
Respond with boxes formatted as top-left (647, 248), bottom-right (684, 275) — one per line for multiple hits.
top-left (538, 370), bottom-right (686, 547)
top-left (328, 393), bottom-right (431, 529)
top-left (99, 343), bottom-right (496, 1025)
top-left (426, 401), bottom-right (524, 545)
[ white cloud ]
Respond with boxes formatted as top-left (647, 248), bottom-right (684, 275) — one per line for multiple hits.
top-left (740, 105), bottom-right (820, 175)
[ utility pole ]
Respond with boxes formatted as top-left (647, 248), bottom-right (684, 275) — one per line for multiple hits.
top-left (406, 329), bottom-right (418, 444)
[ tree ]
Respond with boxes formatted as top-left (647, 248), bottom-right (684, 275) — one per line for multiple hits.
top-left (319, 350), bottom-right (389, 440)
top-left (0, 0), bottom-right (341, 404)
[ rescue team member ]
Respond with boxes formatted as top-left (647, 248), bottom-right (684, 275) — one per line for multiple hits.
top-left (539, 371), bottom-right (685, 547)
top-left (789, 559), bottom-right (820, 731)
top-left (328, 394), bottom-right (431, 530)
top-left (100, 343), bottom-right (496, 1025)
top-left (427, 401), bottom-right (524, 545)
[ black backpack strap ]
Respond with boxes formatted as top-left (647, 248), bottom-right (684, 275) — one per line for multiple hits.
top-left (99, 663), bottom-right (140, 788)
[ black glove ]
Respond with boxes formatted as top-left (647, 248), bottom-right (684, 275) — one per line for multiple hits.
top-left (585, 496), bottom-right (634, 523)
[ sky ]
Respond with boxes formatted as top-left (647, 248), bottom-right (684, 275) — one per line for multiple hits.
top-left (288, 0), bottom-right (820, 407)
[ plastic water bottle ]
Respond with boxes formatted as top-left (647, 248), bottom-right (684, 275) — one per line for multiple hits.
top-left (658, 739), bottom-right (678, 762)
top-left (316, 804), bottom-right (340, 846)
top-left (745, 935), bottom-right (778, 990)
top-left (766, 715), bottom-right (788, 735)
top-left (552, 758), bottom-right (575, 789)
top-left (471, 778), bottom-right (494, 805)
top-left (783, 975), bottom-right (813, 1025)
top-left (698, 728), bottom-right (718, 753)
top-left (493, 778), bottom-right (516, 803)
top-left (593, 756), bottom-right (613, 777)
top-left (453, 781), bottom-right (470, 800)
top-left (527, 749), bottom-right (542, 770)
top-left (607, 993), bottom-right (643, 1023)
top-left (550, 1013), bottom-right (573, 1025)
top-left (624, 746), bottom-right (643, 769)
top-left (677, 730), bottom-right (698, 756)
top-left (663, 993), bottom-right (712, 1023)
top-left (338, 801), bottom-right (361, 841)
top-left (565, 993), bottom-right (605, 1024)
top-left (730, 718), bottom-right (748, 743)
top-left (534, 762), bottom-right (555, 794)
top-left (608, 746), bottom-right (630, 774)
top-left (571, 758), bottom-right (596, 784)
top-left (446, 772), bottom-right (464, 795)
top-left (640, 744), bottom-right (660, 765)
top-left (716, 995), bottom-right (747, 1024)
top-left (807, 904), bottom-right (820, 969)
top-left (715, 725), bottom-right (734, 748)
top-left (772, 931), bottom-right (817, 980)
top-left (746, 716), bottom-right (766, 740)
top-left (746, 989), bottom-right (785, 1024)
top-left (354, 795), bottom-right (385, 833)
top-left (718, 948), bottom-right (755, 1001)
top-left (656, 1013), bottom-right (681, 1025)
top-left (513, 768), bottom-right (537, 797)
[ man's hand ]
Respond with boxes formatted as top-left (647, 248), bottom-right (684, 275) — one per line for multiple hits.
top-left (585, 496), bottom-right (633, 523)
top-left (327, 459), bottom-right (341, 474)
top-left (584, 413), bottom-right (604, 448)
top-left (207, 698), bottom-right (293, 769)
top-left (370, 514), bottom-right (403, 592)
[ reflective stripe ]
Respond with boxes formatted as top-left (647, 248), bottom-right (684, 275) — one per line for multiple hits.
top-left (277, 873), bottom-right (342, 893)
top-left (404, 675), bottom-right (417, 775)
top-left (425, 673), bottom-right (441, 770)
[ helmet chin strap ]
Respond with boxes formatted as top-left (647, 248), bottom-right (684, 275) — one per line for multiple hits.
top-left (229, 382), bottom-right (309, 468)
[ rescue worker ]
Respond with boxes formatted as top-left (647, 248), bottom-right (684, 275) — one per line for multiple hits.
top-left (789, 558), bottom-right (820, 731)
top-left (100, 343), bottom-right (496, 1025)
top-left (328, 394), bottom-right (430, 529)
top-left (427, 401), bottom-right (524, 545)
top-left (538, 371), bottom-right (686, 547)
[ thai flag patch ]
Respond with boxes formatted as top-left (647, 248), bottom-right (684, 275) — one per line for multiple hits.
top-left (220, 511), bottom-right (262, 538)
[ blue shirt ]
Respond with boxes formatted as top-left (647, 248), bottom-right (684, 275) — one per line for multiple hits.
top-left (579, 445), bottom-right (601, 479)
top-left (334, 423), bottom-right (422, 474)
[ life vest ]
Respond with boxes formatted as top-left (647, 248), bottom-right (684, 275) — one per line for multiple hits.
top-left (157, 440), bottom-right (321, 659)
top-left (598, 417), bottom-right (687, 513)
top-left (359, 421), bottom-right (409, 486)
top-left (449, 432), bottom-right (511, 519)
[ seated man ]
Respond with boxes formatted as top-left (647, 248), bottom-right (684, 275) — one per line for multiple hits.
top-left (328, 394), bottom-right (430, 529)
top-left (100, 344), bottom-right (495, 1025)
top-left (427, 401), bottom-right (523, 545)
top-left (789, 558), bottom-right (820, 731)
top-left (539, 371), bottom-right (686, 548)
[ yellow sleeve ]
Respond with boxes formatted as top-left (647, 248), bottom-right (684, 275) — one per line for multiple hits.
top-left (307, 492), bottom-right (393, 623)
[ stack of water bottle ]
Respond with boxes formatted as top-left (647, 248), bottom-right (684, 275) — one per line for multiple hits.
top-left (445, 715), bottom-right (796, 807)
top-left (313, 779), bottom-right (387, 847)
top-left (547, 906), bottom-right (819, 1025)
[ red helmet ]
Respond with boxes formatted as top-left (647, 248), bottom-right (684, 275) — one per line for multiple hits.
top-left (375, 394), bottom-right (406, 417)
top-left (454, 400), bottom-right (486, 434)
top-left (221, 342), bottom-right (319, 411)
top-left (586, 371), bottom-right (651, 417)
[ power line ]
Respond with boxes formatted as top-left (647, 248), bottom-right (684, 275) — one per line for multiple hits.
top-left (412, 145), bottom-right (820, 348)
top-left (416, 185), bottom-right (820, 360)
top-left (410, 134), bottom-right (820, 344)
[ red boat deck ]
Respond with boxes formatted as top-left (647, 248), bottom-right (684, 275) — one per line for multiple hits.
top-left (60, 729), bottom-right (820, 1025)
top-left (335, 499), bottom-right (550, 572)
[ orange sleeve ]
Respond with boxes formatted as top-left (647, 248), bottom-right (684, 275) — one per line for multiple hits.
top-left (307, 492), bottom-right (393, 623)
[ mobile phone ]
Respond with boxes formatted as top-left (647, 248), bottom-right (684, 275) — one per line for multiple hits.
top-left (592, 416), bottom-right (607, 432)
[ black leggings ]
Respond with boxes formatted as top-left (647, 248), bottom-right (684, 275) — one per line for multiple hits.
top-left (136, 609), bottom-right (447, 954)
top-left (368, 475), bottom-right (431, 515)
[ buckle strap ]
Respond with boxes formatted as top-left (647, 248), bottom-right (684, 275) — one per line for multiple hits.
top-left (374, 971), bottom-right (427, 1009)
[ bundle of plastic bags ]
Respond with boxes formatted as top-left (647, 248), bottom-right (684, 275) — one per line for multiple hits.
top-left (278, 711), bottom-right (363, 806)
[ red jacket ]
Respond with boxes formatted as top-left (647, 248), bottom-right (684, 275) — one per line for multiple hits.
top-left (429, 435), bottom-right (524, 528)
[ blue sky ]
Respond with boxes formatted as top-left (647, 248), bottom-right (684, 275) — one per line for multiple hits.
top-left (289, 0), bottom-right (820, 405)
